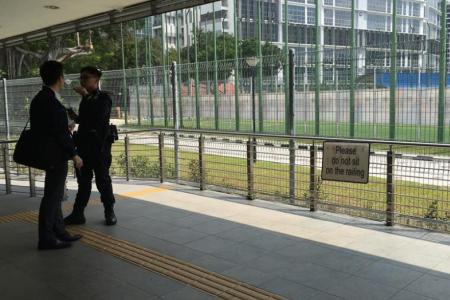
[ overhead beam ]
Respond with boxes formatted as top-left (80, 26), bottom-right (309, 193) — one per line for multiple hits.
top-left (1, 0), bottom-right (215, 48)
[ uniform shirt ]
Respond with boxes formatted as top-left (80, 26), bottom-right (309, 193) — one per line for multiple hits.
top-left (74, 89), bottom-right (112, 152)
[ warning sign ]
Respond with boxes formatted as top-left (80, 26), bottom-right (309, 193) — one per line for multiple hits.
top-left (321, 142), bottom-right (370, 184)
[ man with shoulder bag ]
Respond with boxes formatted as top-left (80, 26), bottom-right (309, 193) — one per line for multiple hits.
top-left (28, 61), bottom-right (84, 250)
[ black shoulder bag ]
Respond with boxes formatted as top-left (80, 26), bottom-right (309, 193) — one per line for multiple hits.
top-left (13, 119), bottom-right (63, 170)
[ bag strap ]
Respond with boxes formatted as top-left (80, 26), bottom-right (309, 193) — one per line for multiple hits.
top-left (21, 118), bottom-right (30, 133)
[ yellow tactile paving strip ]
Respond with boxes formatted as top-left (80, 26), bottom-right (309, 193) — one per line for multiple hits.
top-left (0, 187), bottom-right (284, 300)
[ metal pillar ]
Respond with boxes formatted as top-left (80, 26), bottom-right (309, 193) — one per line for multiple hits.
top-left (2, 145), bottom-right (11, 194)
top-left (386, 146), bottom-right (395, 226)
top-left (349, 0), bottom-right (356, 137)
top-left (257, 0), bottom-right (263, 132)
top-left (389, 1), bottom-right (397, 140)
top-left (175, 12), bottom-right (183, 128)
top-left (162, 14), bottom-right (169, 127)
top-left (309, 143), bottom-right (317, 211)
top-left (120, 23), bottom-right (129, 125)
top-left (133, 20), bottom-right (141, 126)
top-left (438, 0), bottom-right (447, 142)
top-left (159, 133), bottom-right (165, 183)
top-left (171, 62), bottom-right (180, 181)
top-left (199, 135), bottom-right (205, 190)
top-left (284, 0), bottom-right (289, 134)
top-left (147, 17), bottom-right (155, 126)
top-left (193, 8), bottom-right (201, 129)
top-left (2, 78), bottom-right (10, 140)
top-left (289, 139), bottom-right (296, 203)
top-left (234, 0), bottom-right (240, 131)
top-left (315, 0), bottom-right (321, 136)
top-left (213, 4), bottom-right (219, 130)
top-left (247, 138), bottom-right (254, 200)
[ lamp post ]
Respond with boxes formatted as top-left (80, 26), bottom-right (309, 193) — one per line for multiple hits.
top-left (246, 56), bottom-right (259, 162)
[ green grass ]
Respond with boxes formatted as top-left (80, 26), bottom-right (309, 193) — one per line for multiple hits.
top-left (122, 118), bottom-right (450, 144)
top-left (121, 119), bottom-right (450, 156)
top-left (110, 142), bottom-right (450, 229)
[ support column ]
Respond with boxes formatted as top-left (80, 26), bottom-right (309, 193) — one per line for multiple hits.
top-left (389, 0), bottom-right (397, 140)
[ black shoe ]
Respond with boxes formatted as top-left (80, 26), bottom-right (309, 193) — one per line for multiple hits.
top-left (64, 212), bottom-right (86, 225)
top-left (57, 233), bottom-right (82, 242)
top-left (38, 239), bottom-right (72, 250)
top-left (105, 209), bottom-right (117, 226)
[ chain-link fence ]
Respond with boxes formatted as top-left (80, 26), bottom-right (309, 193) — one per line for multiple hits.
top-left (2, 46), bottom-right (450, 143)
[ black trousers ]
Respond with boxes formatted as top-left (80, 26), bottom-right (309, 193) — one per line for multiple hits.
top-left (39, 162), bottom-right (68, 242)
top-left (73, 148), bottom-right (115, 210)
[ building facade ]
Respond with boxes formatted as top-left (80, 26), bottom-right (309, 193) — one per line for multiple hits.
top-left (148, 0), bottom-right (443, 77)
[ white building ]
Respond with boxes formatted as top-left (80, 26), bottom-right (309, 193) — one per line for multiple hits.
top-left (148, 0), bottom-right (442, 75)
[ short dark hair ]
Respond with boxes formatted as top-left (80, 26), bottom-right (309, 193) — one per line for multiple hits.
top-left (39, 61), bottom-right (64, 86)
top-left (80, 66), bottom-right (102, 79)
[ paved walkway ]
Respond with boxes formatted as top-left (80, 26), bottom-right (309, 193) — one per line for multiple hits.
top-left (1, 180), bottom-right (450, 299)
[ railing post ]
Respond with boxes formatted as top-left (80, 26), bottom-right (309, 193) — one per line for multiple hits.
top-left (386, 146), bottom-right (395, 226)
top-left (159, 132), bottom-right (165, 183)
top-left (199, 134), bottom-right (205, 190)
top-left (309, 143), bottom-right (317, 211)
top-left (289, 139), bottom-right (296, 203)
top-left (28, 167), bottom-right (36, 197)
top-left (2, 145), bottom-right (11, 194)
top-left (124, 135), bottom-right (130, 181)
top-left (247, 138), bottom-right (255, 200)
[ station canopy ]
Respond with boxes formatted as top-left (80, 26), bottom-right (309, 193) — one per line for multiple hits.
top-left (0, 0), bottom-right (213, 47)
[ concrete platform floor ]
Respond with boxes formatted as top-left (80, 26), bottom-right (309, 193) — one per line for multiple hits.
top-left (1, 179), bottom-right (450, 300)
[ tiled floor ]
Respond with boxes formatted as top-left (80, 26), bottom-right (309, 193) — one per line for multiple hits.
top-left (1, 179), bottom-right (450, 300)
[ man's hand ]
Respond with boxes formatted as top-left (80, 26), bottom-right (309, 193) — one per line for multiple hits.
top-left (72, 155), bottom-right (83, 169)
top-left (67, 107), bottom-right (78, 120)
top-left (73, 86), bottom-right (88, 97)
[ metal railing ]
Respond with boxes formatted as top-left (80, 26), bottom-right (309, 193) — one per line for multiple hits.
top-left (2, 128), bottom-right (450, 233)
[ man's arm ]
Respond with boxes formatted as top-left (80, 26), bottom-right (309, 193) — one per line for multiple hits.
top-left (93, 93), bottom-right (112, 148)
top-left (49, 101), bottom-right (77, 160)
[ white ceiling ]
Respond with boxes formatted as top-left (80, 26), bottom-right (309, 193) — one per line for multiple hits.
top-left (0, 0), bottom-right (146, 40)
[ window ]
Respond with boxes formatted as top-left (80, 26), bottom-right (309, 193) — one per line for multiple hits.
top-left (335, 0), bottom-right (351, 8)
top-left (411, 19), bottom-right (420, 34)
top-left (412, 3), bottom-right (420, 17)
top-left (324, 9), bottom-right (333, 25)
top-left (335, 10), bottom-right (351, 27)
top-left (367, 14), bottom-right (388, 31)
top-left (241, 0), bottom-right (255, 19)
top-left (368, 0), bottom-right (387, 12)
top-left (307, 7), bottom-right (316, 24)
top-left (262, 23), bottom-right (278, 41)
top-left (288, 25), bottom-right (303, 43)
top-left (288, 5), bottom-right (305, 23)
top-left (323, 48), bottom-right (334, 65)
top-left (262, 2), bottom-right (279, 20)
top-left (324, 0), bottom-right (333, 5)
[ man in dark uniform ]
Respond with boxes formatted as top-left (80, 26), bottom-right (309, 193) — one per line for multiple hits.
top-left (30, 61), bottom-right (83, 250)
top-left (64, 66), bottom-right (117, 226)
